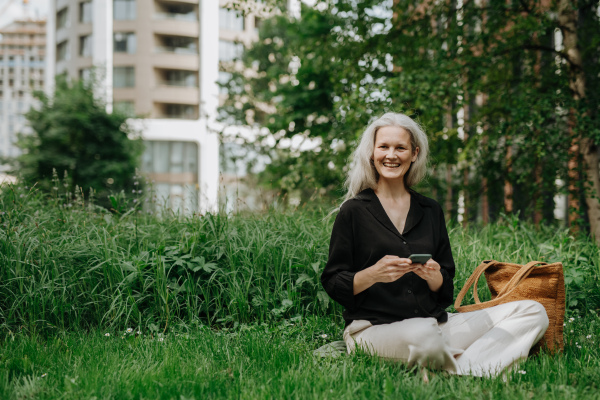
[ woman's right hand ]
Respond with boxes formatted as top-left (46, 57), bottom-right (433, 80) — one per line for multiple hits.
top-left (353, 255), bottom-right (413, 294)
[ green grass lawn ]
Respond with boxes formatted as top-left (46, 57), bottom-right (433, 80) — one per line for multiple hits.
top-left (2, 314), bottom-right (600, 400)
top-left (3, 185), bottom-right (600, 398)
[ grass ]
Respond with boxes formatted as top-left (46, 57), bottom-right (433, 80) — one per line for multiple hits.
top-left (1, 315), bottom-right (599, 399)
top-left (2, 182), bottom-right (600, 398)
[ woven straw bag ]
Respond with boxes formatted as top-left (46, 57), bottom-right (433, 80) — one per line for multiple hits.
top-left (454, 260), bottom-right (565, 354)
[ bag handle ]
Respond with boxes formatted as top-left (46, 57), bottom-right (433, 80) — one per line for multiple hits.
top-left (454, 260), bottom-right (548, 311)
top-left (454, 260), bottom-right (498, 310)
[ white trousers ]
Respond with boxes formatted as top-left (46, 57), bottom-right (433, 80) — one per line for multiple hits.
top-left (343, 300), bottom-right (549, 377)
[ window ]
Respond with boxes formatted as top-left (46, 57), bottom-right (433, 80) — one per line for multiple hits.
top-left (79, 67), bottom-right (92, 81)
top-left (56, 40), bottom-right (70, 61)
top-left (254, 17), bottom-right (262, 33)
top-left (57, 7), bottom-right (69, 29)
top-left (164, 104), bottom-right (197, 119)
top-left (163, 70), bottom-right (197, 87)
top-left (219, 40), bottom-right (244, 62)
top-left (155, 2), bottom-right (196, 21)
top-left (218, 71), bottom-right (232, 94)
top-left (114, 100), bottom-right (135, 115)
top-left (79, 35), bottom-right (93, 57)
top-left (114, 0), bottom-right (136, 20)
top-left (80, 1), bottom-right (92, 23)
top-left (113, 66), bottom-right (135, 88)
top-left (158, 36), bottom-right (197, 54)
top-left (219, 8), bottom-right (244, 31)
top-left (114, 32), bottom-right (136, 53)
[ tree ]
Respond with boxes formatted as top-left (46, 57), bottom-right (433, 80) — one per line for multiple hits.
top-left (15, 76), bottom-right (143, 207)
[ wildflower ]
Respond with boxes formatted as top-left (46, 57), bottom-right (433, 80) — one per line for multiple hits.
top-left (586, 335), bottom-right (592, 339)
top-left (53, 187), bottom-right (58, 190)
top-left (137, 331), bottom-right (141, 335)
top-left (134, 181), bottom-right (139, 186)
top-left (132, 190), bottom-right (136, 193)
top-left (41, 373), bottom-right (47, 378)
top-left (138, 190), bottom-right (142, 194)
top-left (517, 370), bottom-right (526, 375)
top-left (104, 333), bottom-right (110, 337)
top-left (569, 317), bottom-right (575, 322)
top-left (133, 199), bottom-right (138, 203)
top-left (126, 328), bottom-right (133, 333)
top-left (19, 194), bottom-right (24, 198)
top-left (0, 212), bottom-right (5, 215)
top-left (158, 337), bottom-right (164, 342)
top-left (563, 323), bottom-right (566, 326)
top-left (577, 345), bottom-right (582, 349)
top-left (320, 334), bottom-right (328, 339)
top-left (571, 330), bottom-right (574, 333)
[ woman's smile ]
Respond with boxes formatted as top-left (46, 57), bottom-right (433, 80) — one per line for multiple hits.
top-left (372, 126), bottom-right (419, 183)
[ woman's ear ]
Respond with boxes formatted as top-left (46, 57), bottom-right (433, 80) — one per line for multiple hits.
top-left (412, 147), bottom-right (420, 162)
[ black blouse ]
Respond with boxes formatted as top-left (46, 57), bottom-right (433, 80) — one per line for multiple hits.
top-left (321, 188), bottom-right (455, 326)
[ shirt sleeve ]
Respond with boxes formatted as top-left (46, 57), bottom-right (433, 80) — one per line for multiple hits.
top-left (320, 208), bottom-right (364, 312)
top-left (432, 205), bottom-right (455, 309)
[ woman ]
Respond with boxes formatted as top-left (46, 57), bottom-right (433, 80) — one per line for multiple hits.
top-left (321, 112), bottom-right (548, 377)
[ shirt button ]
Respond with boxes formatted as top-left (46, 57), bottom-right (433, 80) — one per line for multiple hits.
top-left (407, 290), bottom-right (412, 294)
top-left (403, 241), bottom-right (407, 245)
top-left (414, 309), bottom-right (419, 314)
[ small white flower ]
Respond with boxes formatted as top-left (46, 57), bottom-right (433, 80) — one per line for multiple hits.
top-left (126, 328), bottom-right (133, 333)
top-left (571, 330), bottom-right (574, 333)
top-left (569, 317), bottom-right (575, 322)
top-left (517, 370), bottom-right (526, 375)
top-left (104, 333), bottom-right (110, 337)
top-left (41, 373), bottom-right (47, 378)
top-left (137, 331), bottom-right (142, 335)
top-left (563, 323), bottom-right (566, 326)
top-left (586, 335), bottom-right (592, 339)
top-left (158, 337), bottom-right (164, 342)
top-left (577, 345), bottom-right (582, 349)
top-left (320, 334), bottom-right (328, 339)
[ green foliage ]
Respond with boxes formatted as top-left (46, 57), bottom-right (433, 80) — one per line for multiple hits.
top-left (1, 185), bottom-right (599, 335)
top-left (14, 76), bottom-right (143, 207)
top-left (219, 1), bottom-right (600, 222)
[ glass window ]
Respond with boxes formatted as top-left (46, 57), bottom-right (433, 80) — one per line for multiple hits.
top-left (158, 36), bottom-right (197, 54)
top-left (163, 70), bottom-right (197, 87)
top-left (113, 66), bottom-right (135, 88)
top-left (57, 7), bottom-right (69, 29)
top-left (219, 40), bottom-right (244, 62)
top-left (79, 34), bottom-right (93, 57)
top-left (218, 71), bottom-right (231, 94)
top-left (114, 0), bottom-right (136, 20)
top-left (219, 8), bottom-right (245, 31)
top-left (163, 104), bottom-right (197, 119)
top-left (114, 32), bottom-right (136, 53)
top-left (79, 1), bottom-right (92, 23)
top-left (56, 40), bottom-right (70, 61)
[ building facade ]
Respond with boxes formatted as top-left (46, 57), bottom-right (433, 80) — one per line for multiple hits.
top-left (45, 0), bottom-right (265, 213)
top-left (0, 19), bottom-right (45, 164)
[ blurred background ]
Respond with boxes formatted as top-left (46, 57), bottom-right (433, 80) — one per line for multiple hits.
top-left (1, 0), bottom-right (599, 236)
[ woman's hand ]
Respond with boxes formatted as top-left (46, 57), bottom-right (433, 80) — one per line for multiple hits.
top-left (411, 259), bottom-right (443, 292)
top-left (353, 255), bottom-right (414, 294)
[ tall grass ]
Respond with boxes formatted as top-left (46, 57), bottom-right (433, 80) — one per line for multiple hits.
top-left (1, 182), bottom-right (599, 335)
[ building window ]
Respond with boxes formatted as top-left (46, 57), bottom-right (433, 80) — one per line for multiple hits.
top-left (114, 0), bottom-right (136, 20)
top-left (219, 40), bottom-right (244, 62)
top-left (218, 71), bottom-right (232, 94)
top-left (254, 17), bottom-right (262, 33)
top-left (79, 1), bottom-right (92, 23)
top-left (79, 67), bottom-right (92, 82)
top-left (157, 35), bottom-right (197, 54)
top-left (79, 35), bottom-right (93, 57)
top-left (57, 7), bottom-right (69, 29)
top-left (56, 40), bottom-right (70, 62)
top-left (219, 7), bottom-right (245, 31)
top-left (155, 2), bottom-right (196, 21)
top-left (162, 70), bottom-right (197, 87)
top-left (114, 32), bottom-right (136, 53)
top-left (114, 100), bottom-right (135, 115)
top-left (113, 66), bottom-right (135, 88)
top-left (163, 103), bottom-right (197, 119)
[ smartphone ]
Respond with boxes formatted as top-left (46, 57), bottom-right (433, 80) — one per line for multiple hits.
top-left (409, 254), bottom-right (432, 264)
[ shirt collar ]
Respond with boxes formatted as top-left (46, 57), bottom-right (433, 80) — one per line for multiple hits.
top-left (358, 188), bottom-right (425, 238)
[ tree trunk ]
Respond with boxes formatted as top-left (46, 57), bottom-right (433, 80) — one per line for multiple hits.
top-left (504, 141), bottom-right (513, 213)
top-left (559, 0), bottom-right (600, 240)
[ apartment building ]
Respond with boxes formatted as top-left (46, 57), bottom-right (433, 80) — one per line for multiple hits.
top-left (45, 0), bottom-right (265, 213)
top-left (0, 19), bottom-right (45, 164)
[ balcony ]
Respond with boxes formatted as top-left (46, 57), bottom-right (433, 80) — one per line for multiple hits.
top-left (153, 86), bottom-right (199, 105)
top-left (154, 34), bottom-right (198, 55)
top-left (154, 12), bottom-right (196, 22)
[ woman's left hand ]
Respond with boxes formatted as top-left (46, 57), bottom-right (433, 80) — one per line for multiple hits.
top-left (411, 259), bottom-right (443, 292)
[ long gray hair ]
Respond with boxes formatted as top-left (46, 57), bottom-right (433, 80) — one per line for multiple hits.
top-left (343, 112), bottom-right (429, 202)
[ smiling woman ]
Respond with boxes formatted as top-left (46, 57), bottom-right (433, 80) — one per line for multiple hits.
top-left (321, 112), bottom-right (549, 378)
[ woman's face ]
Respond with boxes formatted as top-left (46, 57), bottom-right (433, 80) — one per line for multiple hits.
top-left (372, 126), bottom-right (419, 184)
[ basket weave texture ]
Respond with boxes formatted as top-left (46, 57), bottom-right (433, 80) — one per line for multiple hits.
top-left (454, 260), bottom-right (565, 354)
